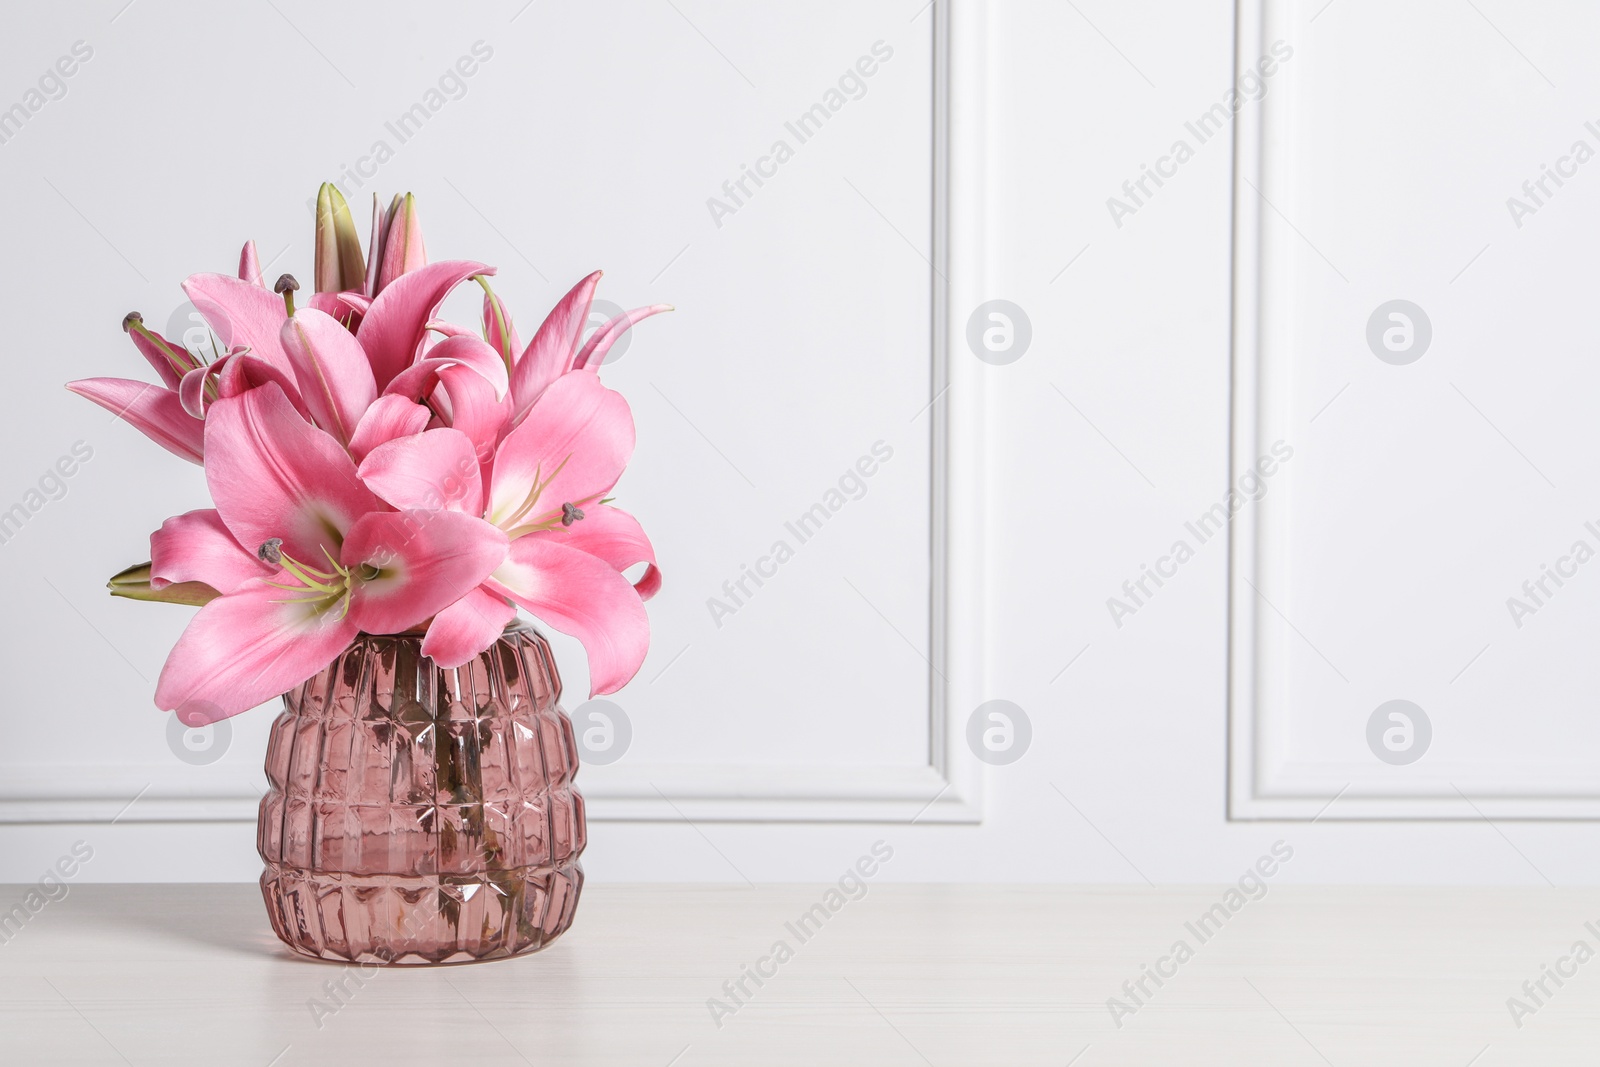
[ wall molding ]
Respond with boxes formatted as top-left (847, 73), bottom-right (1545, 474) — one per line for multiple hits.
top-left (1226, 0), bottom-right (1600, 820)
top-left (0, 762), bottom-right (976, 825)
top-left (0, 4), bottom-right (988, 827)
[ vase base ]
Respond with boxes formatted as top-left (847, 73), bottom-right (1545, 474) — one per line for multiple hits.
top-left (260, 860), bottom-right (583, 965)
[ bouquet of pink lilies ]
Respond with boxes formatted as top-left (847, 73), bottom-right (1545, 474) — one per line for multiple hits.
top-left (69, 186), bottom-right (666, 726)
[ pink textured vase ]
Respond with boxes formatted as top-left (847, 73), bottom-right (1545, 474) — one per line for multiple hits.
top-left (258, 622), bottom-right (585, 964)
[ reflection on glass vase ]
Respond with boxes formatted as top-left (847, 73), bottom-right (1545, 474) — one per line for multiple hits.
top-left (257, 622), bottom-right (585, 964)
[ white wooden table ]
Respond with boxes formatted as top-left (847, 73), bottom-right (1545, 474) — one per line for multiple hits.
top-left (0, 883), bottom-right (1594, 1065)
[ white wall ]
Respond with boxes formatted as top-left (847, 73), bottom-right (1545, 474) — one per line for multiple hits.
top-left (2, 0), bottom-right (1595, 886)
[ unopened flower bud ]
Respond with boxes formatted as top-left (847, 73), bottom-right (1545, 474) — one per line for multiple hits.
top-left (314, 182), bottom-right (366, 293)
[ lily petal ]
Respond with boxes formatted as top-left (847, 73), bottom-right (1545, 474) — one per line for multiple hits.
top-left (215, 352), bottom-right (306, 411)
top-left (150, 509), bottom-right (273, 593)
top-left (179, 352), bottom-right (304, 420)
top-left (203, 382), bottom-right (379, 565)
top-left (488, 536), bottom-right (649, 696)
top-left (337, 291), bottom-right (373, 314)
top-left (363, 192), bottom-right (391, 298)
top-left (356, 259), bottom-right (493, 391)
top-left (127, 321), bottom-right (194, 389)
top-left (155, 577), bottom-right (359, 724)
top-left (383, 334), bottom-right (509, 402)
top-left (357, 427), bottom-right (483, 514)
top-left (421, 587), bottom-right (517, 669)
top-left (482, 290), bottom-right (520, 368)
top-left (182, 272), bottom-right (294, 378)
top-left (178, 364), bottom-right (213, 420)
top-left (437, 363), bottom-right (511, 485)
top-left (66, 378), bottom-right (203, 463)
top-left (342, 510), bottom-right (509, 635)
top-left (536, 503), bottom-right (661, 600)
top-left (572, 304), bottom-right (673, 370)
top-left (238, 240), bottom-right (264, 286)
top-left (307, 290), bottom-right (369, 333)
top-left (425, 318), bottom-right (476, 340)
top-left (347, 394), bottom-right (432, 463)
top-left (509, 270), bottom-right (601, 422)
top-left (280, 307), bottom-right (378, 446)
top-left (488, 370), bottom-right (634, 531)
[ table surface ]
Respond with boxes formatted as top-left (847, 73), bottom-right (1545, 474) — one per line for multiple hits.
top-left (0, 882), bottom-right (1596, 1065)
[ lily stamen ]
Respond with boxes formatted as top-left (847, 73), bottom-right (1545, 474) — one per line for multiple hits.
top-left (274, 274), bottom-right (300, 316)
top-left (501, 494), bottom-right (602, 540)
top-left (124, 310), bottom-right (202, 377)
top-left (500, 453), bottom-right (574, 531)
top-left (263, 545), bottom-right (349, 598)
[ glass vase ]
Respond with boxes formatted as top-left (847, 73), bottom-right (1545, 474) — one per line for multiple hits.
top-left (257, 622), bottom-right (585, 964)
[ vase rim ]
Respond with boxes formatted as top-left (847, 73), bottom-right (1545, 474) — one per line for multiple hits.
top-left (361, 619), bottom-right (533, 639)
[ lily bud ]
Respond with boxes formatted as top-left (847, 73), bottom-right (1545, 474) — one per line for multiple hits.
top-left (313, 182), bottom-right (366, 293)
top-left (377, 192), bottom-right (427, 292)
top-left (107, 562), bottom-right (220, 606)
top-left (362, 193), bottom-right (388, 297)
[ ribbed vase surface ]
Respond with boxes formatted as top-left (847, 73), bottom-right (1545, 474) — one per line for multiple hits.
top-left (258, 623), bottom-right (585, 964)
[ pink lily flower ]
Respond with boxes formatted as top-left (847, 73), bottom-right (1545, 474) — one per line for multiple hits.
top-left (506, 271), bottom-right (673, 425)
top-left (347, 394), bottom-right (434, 462)
top-left (358, 259), bottom-right (492, 391)
top-left (77, 186), bottom-right (668, 724)
top-left (153, 383), bottom-right (508, 724)
top-left (66, 312), bottom-right (209, 463)
top-left (279, 303), bottom-right (377, 448)
top-left (357, 371), bottom-right (658, 692)
top-left (142, 255), bottom-right (497, 445)
top-left (71, 190), bottom-right (503, 468)
top-left (156, 507), bottom-right (507, 724)
top-left (67, 254), bottom-right (309, 464)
